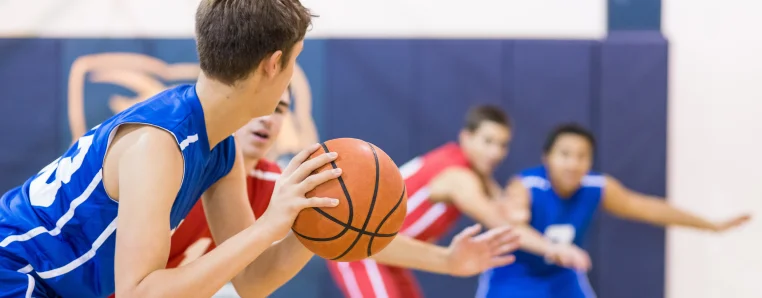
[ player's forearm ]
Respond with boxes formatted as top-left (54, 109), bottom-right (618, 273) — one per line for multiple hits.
top-left (619, 196), bottom-right (715, 230)
top-left (122, 223), bottom-right (279, 298)
top-left (232, 232), bottom-right (314, 298)
top-left (370, 235), bottom-right (451, 275)
top-left (514, 225), bottom-right (553, 257)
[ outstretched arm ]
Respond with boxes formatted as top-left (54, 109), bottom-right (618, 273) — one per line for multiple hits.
top-left (434, 168), bottom-right (512, 229)
top-left (370, 224), bottom-right (518, 277)
top-left (601, 176), bottom-right (750, 232)
top-left (501, 177), bottom-right (591, 271)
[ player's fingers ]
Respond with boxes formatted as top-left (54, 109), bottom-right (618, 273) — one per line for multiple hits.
top-left (282, 143), bottom-right (322, 176)
top-left (291, 152), bottom-right (339, 182)
top-left (492, 234), bottom-right (520, 252)
top-left (453, 224), bottom-right (482, 242)
top-left (575, 252), bottom-right (591, 271)
top-left (492, 241), bottom-right (520, 256)
top-left (489, 255), bottom-right (516, 268)
top-left (299, 197), bottom-right (340, 209)
top-left (473, 225), bottom-right (512, 244)
top-left (298, 168), bottom-right (342, 193)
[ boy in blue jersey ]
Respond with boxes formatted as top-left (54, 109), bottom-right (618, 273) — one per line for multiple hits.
top-left (0, 1), bottom-right (348, 297)
top-left (477, 123), bottom-right (751, 298)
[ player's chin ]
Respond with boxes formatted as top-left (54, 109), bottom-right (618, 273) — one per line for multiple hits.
top-left (242, 144), bottom-right (267, 159)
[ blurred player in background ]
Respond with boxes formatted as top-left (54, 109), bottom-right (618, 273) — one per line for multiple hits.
top-left (161, 90), bottom-right (519, 297)
top-left (477, 123), bottom-right (751, 298)
top-left (328, 105), bottom-right (522, 298)
top-left (0, 1), bottom-right (348, 297)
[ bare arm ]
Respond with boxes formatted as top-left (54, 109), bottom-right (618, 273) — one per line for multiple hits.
top-left (434, 168), bottom-right (511, 229)
top-left (203, 142), bottom-right (342, 297)
top-left (371, 225), bottom-right (518, 277)
top-left (501, 177), bottom-right (553, 256)
top-left (113, 128), bottom-right (281, 298)
top-left (502, 177), bottom-right (591, 271)
top-left (601, 176), bottom-right (750, 232)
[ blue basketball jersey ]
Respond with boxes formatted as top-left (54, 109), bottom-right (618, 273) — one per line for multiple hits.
top-left (0, 84), bottom-right (237, 297)
top-left (476, 165), bottom-right (605, 298)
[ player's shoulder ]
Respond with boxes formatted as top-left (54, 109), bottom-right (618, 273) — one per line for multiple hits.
top-left (581, 172), bottom-right (607, 188)
top-left (436, 166), bottom-right (480, 187)
top-left (109, 84), bottom-right (201, 136)
top-left (515, 166), bottom-right (550, 189)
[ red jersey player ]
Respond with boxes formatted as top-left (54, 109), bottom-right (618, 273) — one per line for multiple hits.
top-left (327, 105), bottom-right (518, 298)
top-left (142, 92), bottom-right (519, 297)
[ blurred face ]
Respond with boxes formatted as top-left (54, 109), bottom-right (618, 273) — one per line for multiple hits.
top-left (460, 121), bottom-right (512, 176)
top-left (246, 41), bottom-right (304, 117)
top-left (543, 134), bottom-right (594, 193)
top-left (235, 91), bottom-right (291, 160)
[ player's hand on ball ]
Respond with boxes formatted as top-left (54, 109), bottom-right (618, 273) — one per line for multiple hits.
top-left (711, 213), bottom-right (751, 232)
top-left (545, 244), bottom-right (591, 272)
top-left (446, 224), bottom-right (519, 277)
top-left (259, 143), bottom-right (342, 240)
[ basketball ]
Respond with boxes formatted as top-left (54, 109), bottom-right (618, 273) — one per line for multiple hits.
top-left (291, 138), bottom-right (408, 262)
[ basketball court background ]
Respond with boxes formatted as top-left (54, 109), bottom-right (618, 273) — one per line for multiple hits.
top-left (1, 0), bottom-right (759, 297)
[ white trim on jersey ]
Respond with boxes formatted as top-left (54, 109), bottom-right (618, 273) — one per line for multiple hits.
top-left (17, 265), bottom-right (33, 274)
top-left (362, 259), bottom-right (391, 298)
top-left (249, 169), bottom-right (280, 181)
top-left (25, 274), bottom-right (35, 298)
top-left (337, 262), bottom-right (365, 298)
top-left (581, 175), bottom-right (606, 188)
top-left (475, 268), bottom-right (493, 298)
top-left (401, 202), bottom-right (447, 238)
top-left (521, 174), bottom-right (606, 190)
top-left (0, 171), bottom-right (103, 248)
top-left (36, 217), bottom-right (117, 279)
top-left (405, 186), bottom-right (431, 215)
top-left (178, 134), bottom-right (199, 150)
top-left (578, 271), bottom-right (597, 298)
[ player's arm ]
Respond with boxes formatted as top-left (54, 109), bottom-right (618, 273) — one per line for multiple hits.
top-left (204, 142), bottom-right (341, 298)
top-left (433, 168), bottom-right (512, 229)
top-left (601, 176), bottom-right (750, 232)
top-left (370, 225), bottom-right (518, 277)
top-left (501, 177), bottom-right (591, 271)
top-left (114, 128), bottom-right (281, 298)
top-left (500, 177), bottom-right (552, 256)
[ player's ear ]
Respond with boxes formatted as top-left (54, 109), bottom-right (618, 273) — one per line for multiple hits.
top-left (458, 129), bottom-right (470, 143)
top-left (262, 50), bottom-right (284, 78)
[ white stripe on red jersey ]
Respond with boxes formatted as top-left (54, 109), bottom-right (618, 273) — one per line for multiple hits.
top-left (399, 142), bottom-right (471, 242)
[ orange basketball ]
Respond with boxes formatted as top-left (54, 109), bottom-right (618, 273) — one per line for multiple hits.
top-left (291, 138), bottom-right (407, 262)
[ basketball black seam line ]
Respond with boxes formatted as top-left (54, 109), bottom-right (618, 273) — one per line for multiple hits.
top-left (292, 143), bottom-right (355, 242)
top-left (367, 185), bottom-right (406, 257)
top-left (306, 208), bottom-right (397, 237)
top-left (330, 142), bottom-right (381, 261)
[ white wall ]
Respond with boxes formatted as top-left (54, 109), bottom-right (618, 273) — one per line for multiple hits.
top-left (0, 0), bottom-right (606, 38)
top-left (664, 1), bottom-right (762, 298)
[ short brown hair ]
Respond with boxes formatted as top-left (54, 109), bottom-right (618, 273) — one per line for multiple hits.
top-left (463, 104), bottom-right (511, 131)
top-left (195, 0), bottom-right (314, 85)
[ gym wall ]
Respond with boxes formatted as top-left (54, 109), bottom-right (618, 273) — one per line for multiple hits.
top-left (0, 1), bottom-right (702, 297)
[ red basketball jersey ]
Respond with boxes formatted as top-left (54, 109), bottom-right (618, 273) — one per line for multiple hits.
top-left (399, 142), bottom-right (471, 242)
top-left (165, 159), bottom-right (281, 268)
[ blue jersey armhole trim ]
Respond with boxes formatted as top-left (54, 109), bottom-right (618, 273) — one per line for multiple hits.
top-left (98, 122), bottom-right (188, 204)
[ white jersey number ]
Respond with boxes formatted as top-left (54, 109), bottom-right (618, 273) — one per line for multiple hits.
top-left (29, 134), bottom-right (95, 207)
top-left (543, 224), bottom-right (576, 245)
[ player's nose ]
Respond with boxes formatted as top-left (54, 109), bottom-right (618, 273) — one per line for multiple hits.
top-left (259, 116), bottom-right (273, 128)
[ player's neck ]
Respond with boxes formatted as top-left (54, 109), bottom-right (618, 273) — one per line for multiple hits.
top-left (195, 74), bottom-right (270, 148)
top-left (243, 157), bottom-right (260, 173)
